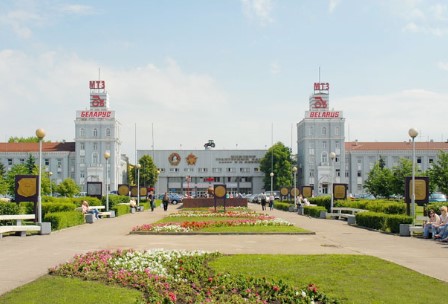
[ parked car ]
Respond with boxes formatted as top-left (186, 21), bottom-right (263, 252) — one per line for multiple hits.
top-left (429, 193), bottom-right (447, 202)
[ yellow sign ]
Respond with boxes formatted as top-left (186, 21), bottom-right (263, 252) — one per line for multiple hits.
top-left (280, 187), bottom-right (289, 196)
top-left (334, 184), bottom-right (346, 199)
top-left (118, 184), bottom-right (129, 196)
top-left (214, 185), bottom-right (226, 198)
top-left (17, 177), bottom-right (37, 197)
top-left (410, 180), bottom-right (427, 201)
top-left (290, 187), bottom-right (299, 196)
top-left (302, 187), bottom-right (312, 198)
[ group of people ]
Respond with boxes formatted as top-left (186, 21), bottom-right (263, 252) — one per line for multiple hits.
top-left (423, 206), bottom-right (448, 241)
top-left (259, 192), bottom-right (274, 211)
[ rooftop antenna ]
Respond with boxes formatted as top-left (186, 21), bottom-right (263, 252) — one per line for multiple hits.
top-left (318, 66), bottom-right (321, 83)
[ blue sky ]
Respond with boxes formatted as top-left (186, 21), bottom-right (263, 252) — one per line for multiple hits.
top-left (1, 0), bottom-right (448, 162)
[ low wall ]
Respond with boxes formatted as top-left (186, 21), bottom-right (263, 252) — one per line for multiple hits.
top-left (182, 198), bottom-right (248, 208)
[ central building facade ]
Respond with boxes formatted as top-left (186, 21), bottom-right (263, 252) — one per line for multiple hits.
top-left (297, 82), bottom-right (346, 195)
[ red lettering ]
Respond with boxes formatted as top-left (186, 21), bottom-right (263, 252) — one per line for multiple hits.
top-left (89, 80), bottom-right (106, 90)
top-left (89, 81), bottom-right (95, 89)
top-left (314, 83), bottom-right (320, 90)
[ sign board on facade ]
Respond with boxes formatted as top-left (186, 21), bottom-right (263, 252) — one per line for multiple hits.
top-left (76, 110), bottom-right (115, 119)
top-left (305, 111), bottom-right (342, 119)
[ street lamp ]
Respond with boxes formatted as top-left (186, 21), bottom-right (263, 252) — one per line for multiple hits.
top-left (48, 171), bottom-right (53, 197)
top-left (104, 152), bottom-right (110, 212)
top-left (270, 172), bottom-right (274, 197)
top-left (156, 169), bottom-right (160, 199)
top-left (329, 152), bottom-right (336, 213)
top-left (409, 128), bottom-right (418, 222)
top-left (292, 167), bottom-right (297, 205)
top-left (136, 164), bottom-right (141, 207)
top-left (36, 128), bottom-right (45, 224)
top-left (186, 176), bottom-right (191, 197)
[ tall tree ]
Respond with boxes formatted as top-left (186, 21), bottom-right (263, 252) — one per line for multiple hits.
top-left (364, 161), bottom-right (394, 198)
top-left (55, 178), bottom-right (80, 197)
top-left (428, 151), bottom-right (448, 195)
top-left (25, 154), bottom-right (36, 174)
top-left (135, 155), bottom-right (158, 187)
top-left (391, 158), bottom-right (413, 196)
top-left (259, 142), bottom-right (293, 191)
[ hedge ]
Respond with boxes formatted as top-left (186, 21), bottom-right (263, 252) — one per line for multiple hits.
top-left (304, 205), bottom-right (326, 218)
top-left (355, 211), bottom-right (413, 233)
top-left (273, 201), bottom-right (293, 212)
top-left (111, 204), bottom-right (131, 217)
top-left (335, 200), bottom-right (405, 214)
top-left (308, 196), bottom-right (331, 211)
top-left (22, 202), bottom-right (77, 218)
top-left (43, 211), bottom-right (84, 230)
top-left (102, 195), bottom-right (131, 209)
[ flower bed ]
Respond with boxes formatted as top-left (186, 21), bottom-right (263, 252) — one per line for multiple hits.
top-left (49, 249), bottom-right (336, 303)
top-left (132, 209), bottom-right (296, 233)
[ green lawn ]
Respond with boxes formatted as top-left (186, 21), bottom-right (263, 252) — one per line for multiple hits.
top-left (209, 254), bottom-right (448, 304)
top-left (2, 254), bottom-right (446, 303)
top-left (0, 275), bottom-right (144, 304)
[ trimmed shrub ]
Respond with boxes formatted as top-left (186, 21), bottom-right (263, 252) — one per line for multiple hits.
top-left (356, 211), bottom-right (413, 233)
top-left (22, 202), bottom-right (77, 218)
top-left (273, 201), bottom-right (292, 211)
top-left (102, 195), bottom-right (130, 209)
top-left (0, 202), bottom-right (20, 215)
top-left (304, 205), bottom-right (326, 218)
top-left (308, 196), bottom-right (331, 211)
top-left (335, 200), bottom-right (405, 214)
top-left (111, 204), bottom-right (130, 217)
top-left (44, 211), bottom-right (84, 230)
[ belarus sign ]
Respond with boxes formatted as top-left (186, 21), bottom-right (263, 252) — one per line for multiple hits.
top-left (305, 111), bottom-right (342, 119)
top-left (77, 110), bottom-right (115, 119)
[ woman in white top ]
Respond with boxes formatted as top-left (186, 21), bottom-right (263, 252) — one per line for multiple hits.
top-left (423, 209), bottom-right (440, 239)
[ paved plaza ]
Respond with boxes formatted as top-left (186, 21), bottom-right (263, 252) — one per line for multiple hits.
top-left (1, 202), bottom-right (447, 296)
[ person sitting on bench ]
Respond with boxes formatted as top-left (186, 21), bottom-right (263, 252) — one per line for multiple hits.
top-left (81, 200), bottom-right (99, 219)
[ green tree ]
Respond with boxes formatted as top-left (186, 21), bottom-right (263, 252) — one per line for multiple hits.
top-left (55, 178), bottom-right (80, 197)
top-left (428, 151), bottom-right (448, 195)
top-left (364, 161), bottom-right (394, 198)
top-left (135, 155), bottom-right (158, 188)
top-left (0, 162), bottom-right (5, 177)
top-left (391, 158), bottom-right (413, 196)
top-left (259, 142), bottom-right (293, 191)
top-left (6, 164), bottom-right (29, 194)
top-left (25, 154), bottom-right (36, 174)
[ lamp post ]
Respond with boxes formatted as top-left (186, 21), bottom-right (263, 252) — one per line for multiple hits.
top-left (136, 164), bottom-right (141, 207)
top-left (292, 167), bottom-right (297, 204)
top-left (270, 172), bottom-right (274, 197)
top-left (329, 152), bottom-right (336, 213)
top-left (156, 169), bottom-right (160, 199)
top-left (186, 176), bottom-right (191, 197)
top-left (49, 171), bottom-right (53, 197)
top-left (104, 152), bottom-right (110, 212)
top-left (409, 128), bottom-right (418, 222)
top-left (36, 128), bottom-right (45, 224)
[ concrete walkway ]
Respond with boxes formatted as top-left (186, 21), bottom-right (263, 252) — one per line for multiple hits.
top-left (1, 203), bottom-right (447, 296)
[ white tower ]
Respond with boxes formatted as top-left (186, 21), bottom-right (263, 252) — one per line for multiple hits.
top-left (74, 80), bottom-right (122, 194)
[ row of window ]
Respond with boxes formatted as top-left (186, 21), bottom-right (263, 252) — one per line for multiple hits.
top-left (79, 128), bottom-right (111, 138)
top-left (308, 126), bottom-right (340, 136)
top-left (164, 167), bottom-right (260, 173)
top-left (79, 143), bottom-right (111, 151)
top-left (3, 158), bottom-right (63, 168)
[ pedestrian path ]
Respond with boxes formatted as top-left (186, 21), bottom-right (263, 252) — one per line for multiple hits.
top-left (0, 203), bottom-right (447, 296)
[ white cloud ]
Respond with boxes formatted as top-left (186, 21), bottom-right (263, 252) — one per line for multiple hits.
top-left (242, 0), bottom-right (274, 26)
top-left (437, 61), bottom-right (448, 70)
top-left (2, 9), bottom-right (42, 38)
top-left (59, 4), bottom-right (95, 15)
top-left (336, 89), bottom-right (448, 142)
top-left (328, 0), bottom-right (341, 14)
top-left (270, 62), bottom-right (280, 75)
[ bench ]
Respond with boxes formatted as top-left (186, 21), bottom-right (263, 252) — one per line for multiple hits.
top-left (409, 216), bottom-right (428, 237)
top-left (326, 207), bottom-right (367, 224)
top-left (0, 214), bottom-right (41, 238)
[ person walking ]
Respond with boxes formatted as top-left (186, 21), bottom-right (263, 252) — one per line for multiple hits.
top-left (269, 192), bottom-right (274, 211)
top-left (260, 192), bottom-right (267, 211)
top-left (147, 190), bottom-right (155, 212)
top-left (162, 192), bottom-right (170, 211)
